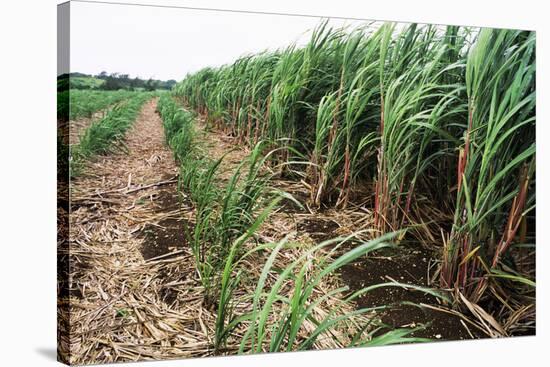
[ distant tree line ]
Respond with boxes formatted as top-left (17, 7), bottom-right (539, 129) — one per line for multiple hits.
top-left (57, 72), bottom-right (177, 92)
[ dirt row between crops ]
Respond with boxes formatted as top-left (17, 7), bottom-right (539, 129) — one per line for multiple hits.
top-left (196, 119), bottom-right (489, 341)
top-left (63, 99), bottom-right (217, 364)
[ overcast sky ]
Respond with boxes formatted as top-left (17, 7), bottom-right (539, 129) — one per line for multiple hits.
top-left (70, 1), bottom-right (383, 81)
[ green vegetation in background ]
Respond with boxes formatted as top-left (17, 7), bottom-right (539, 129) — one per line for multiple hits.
top-left (71, 76), bottom-right (105, 89)
top-left (57, 72), bottom-right (177, 92)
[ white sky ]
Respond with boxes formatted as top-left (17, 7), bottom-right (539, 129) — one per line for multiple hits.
top-left (70, 1), bottom-right (383, 81)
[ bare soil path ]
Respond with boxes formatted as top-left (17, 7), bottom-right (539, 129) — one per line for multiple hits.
top-left (63, 99), bottom-right (215, 364)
